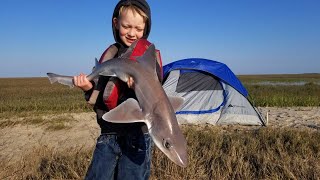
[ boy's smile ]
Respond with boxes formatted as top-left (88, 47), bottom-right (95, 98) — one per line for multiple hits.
top-left (114, 9), bottom-right (146, 47)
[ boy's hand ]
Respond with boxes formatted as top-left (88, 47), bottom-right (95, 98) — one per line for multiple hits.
top-left (127, 76), bottom-right (134, 89)
top-left (73, 73), bottom-right (93, 91)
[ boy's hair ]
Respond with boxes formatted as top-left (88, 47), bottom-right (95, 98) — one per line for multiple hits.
top-left (112, 0), bottom-right (152, 41)
top-left (118, 4), bottom-right (148, 22)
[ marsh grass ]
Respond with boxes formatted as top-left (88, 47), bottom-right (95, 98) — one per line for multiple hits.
top-left (238, 74), bottom-right (320, 107)
top-left (238, 73), bottom-right (320, 83)
top-left (44, 116), bottom-right (75, 131)
top-left (246, 83), bottom-right (320, 107)
top-left (0, 75), bottom-right (319, 118)
top-left (0, 78), bottom-right (91, 117)
top-left (1, 126), bottom-right (319, 179)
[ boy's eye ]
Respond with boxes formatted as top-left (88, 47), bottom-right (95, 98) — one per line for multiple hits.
top-left (137, 29), bottom-right (143, 32)
top-left (121, 24), bottom-right (129, 29)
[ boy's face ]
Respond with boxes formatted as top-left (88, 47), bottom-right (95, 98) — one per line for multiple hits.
top-left (113, 9), bottom-right (146, 47)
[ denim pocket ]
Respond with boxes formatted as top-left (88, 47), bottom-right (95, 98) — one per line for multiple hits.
top-left (122, 133), bottom-right (152, 166)
top-left (97, 134), bottom-right (111, 144)
top-left (130, 134), bottom-right (151, 152)
top-left (94, 134), bottom-right (117, 155)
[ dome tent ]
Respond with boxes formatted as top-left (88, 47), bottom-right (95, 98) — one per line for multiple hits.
top-left (163, 58), bottom-right (266, 126)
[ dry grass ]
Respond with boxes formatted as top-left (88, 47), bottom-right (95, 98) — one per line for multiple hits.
top-left (152, 126), bottom-right (320, 179)
top-left (1, 126), bottom-right (319, 179)
top-left (0, 146), bottom-right (92, 179)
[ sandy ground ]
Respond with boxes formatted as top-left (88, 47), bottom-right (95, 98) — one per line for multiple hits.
top-left (260, 107), bottom-right (320, 130)
top-left (0, 113), bottom-right (100, 165)
top-left (0, 107), bottom-right (319, 165)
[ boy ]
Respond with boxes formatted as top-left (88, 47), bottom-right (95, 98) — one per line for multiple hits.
top-left (74, 1), bottom-right (162, 179)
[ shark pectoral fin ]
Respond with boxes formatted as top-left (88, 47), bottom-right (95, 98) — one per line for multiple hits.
top-left (114, 72), bottom-right (130, 83)
top-left (168, 96), bottom-right (185, 112)
top-left (102, 98), bottom-right (145, 123)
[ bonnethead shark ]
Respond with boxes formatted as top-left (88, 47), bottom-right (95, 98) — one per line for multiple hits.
top-left (46, 43), bottom-right (188, 167)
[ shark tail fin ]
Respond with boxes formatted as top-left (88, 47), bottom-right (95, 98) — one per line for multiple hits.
top-left (47, 73), bottom-right (74, 88)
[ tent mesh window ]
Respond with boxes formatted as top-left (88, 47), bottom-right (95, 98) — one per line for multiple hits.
top-left (176, 71), bottom-right (223, 92)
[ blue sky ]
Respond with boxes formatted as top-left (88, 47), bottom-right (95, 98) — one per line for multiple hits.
top-left (0, 0), bottom-right (319, 77)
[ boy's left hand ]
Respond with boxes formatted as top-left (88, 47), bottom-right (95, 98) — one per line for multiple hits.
top-left (127, 77), bottom-right (134, 89)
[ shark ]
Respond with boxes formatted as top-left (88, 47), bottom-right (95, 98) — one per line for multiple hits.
top-left (46, 43), bottom-right (188, 167)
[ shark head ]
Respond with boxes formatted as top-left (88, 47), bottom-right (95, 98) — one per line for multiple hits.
top-left (151, 125), bottom-right (188, 167)
top-left (148, 99), bottom-right (188, 167)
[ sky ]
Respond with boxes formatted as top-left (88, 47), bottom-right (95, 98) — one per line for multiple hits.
top-left (0, 0), bottom-right (319, 77)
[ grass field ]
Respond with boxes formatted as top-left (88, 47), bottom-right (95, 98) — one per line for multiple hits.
top-left (238, 73), bottom-right (320, 107)
top-left (0, 74), bottom-right (319, 179)
top-left (0, 77), bottom-right (91, 118)
top-left (238, 73), bottom-right (320, 83)
top-left (1, 74), bottom-right (319, 117)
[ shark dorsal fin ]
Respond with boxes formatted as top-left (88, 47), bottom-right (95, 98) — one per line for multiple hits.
top-left (119, 40), bottom-right (139, 59)
top-left (135, 44), bottom-right (157, 76)
top-left (119, 47), bottom-right (134, 59)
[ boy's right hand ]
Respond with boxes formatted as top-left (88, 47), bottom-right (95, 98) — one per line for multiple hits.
top-left (73, 73), bottom-right (93, 91)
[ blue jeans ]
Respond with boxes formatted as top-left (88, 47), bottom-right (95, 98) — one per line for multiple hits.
top-left (85, 132), bottom-right (152, 180)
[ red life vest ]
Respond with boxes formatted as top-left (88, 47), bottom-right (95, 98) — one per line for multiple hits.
top-left (94, 39), bottom-right (163, 110)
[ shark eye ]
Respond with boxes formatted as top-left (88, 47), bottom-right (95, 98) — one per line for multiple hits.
top-left (163, 139), bottom-right (172, 149)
